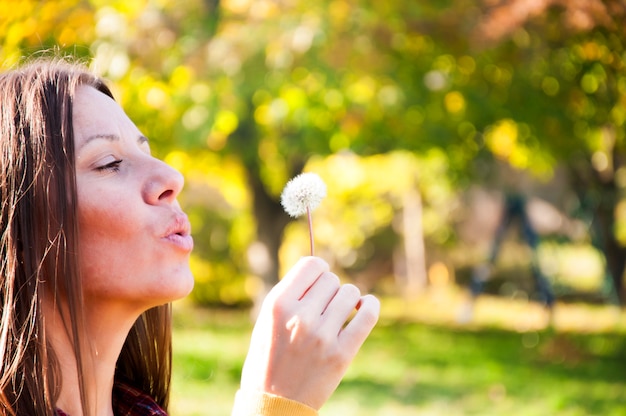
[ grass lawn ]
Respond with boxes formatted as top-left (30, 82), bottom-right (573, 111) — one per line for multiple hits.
top-left (170, 289), bottom-right (626, 416)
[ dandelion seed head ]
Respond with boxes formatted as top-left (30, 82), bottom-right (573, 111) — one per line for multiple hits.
top-left (280, 172), bottom-right (327, 218)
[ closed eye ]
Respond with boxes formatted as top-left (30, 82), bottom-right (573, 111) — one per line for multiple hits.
top-left (96, 159), bottom-right (123, 172)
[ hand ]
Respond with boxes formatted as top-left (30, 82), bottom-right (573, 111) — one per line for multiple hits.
top-left (239, 256), bottom-right (380, 410)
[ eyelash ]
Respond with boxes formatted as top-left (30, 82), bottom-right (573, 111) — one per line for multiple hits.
top-left (96, 159), bottom-right (123, 172)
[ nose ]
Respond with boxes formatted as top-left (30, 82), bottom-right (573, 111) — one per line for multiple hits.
top-left (143, 158), bottom-right (184, 205)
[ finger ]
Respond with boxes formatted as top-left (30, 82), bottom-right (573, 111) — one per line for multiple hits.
top-left (273, 256), bottom-right (329, 301)
top-left (320, 283), bottom-right (362, 334)
top-left (338, 294), bottom-right (380, 353)
top-left (299, 271), bottom-right (341, 315)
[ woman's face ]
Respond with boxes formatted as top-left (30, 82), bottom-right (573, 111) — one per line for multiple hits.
top-left (72, 85), bottom-right (194, 313)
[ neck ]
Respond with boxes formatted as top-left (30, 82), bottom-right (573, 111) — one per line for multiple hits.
top-left (45, 300), bottom-right (141, 416)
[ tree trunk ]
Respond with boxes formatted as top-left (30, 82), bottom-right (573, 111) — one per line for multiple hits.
top-left (592, 191), bottom-right (626, 304)
top-left (402, 188), bottom-right (428, 297)
top-left (571, 163), bottom-right (626, 305)
top-left (246, 172), bottom-right (291, 317)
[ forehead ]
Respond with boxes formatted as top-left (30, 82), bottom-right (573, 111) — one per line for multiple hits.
top-left (72, 85), bottom-right (140, 146)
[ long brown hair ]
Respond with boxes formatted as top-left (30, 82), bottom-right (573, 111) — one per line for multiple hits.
top-left (0, 59), bottom-right (172, 415)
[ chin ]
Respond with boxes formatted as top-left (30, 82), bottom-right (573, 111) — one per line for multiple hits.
top-left (144, 282), bottom-right (194, 310)
top-left (137, 267), bottom-right (193, 308)
top-left (167, 269), bottom-right (195, 301)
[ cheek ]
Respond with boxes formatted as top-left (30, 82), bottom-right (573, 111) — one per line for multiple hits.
top-left (77, 199), bottom-right (152, 300)
top-left (77, 189), bottom-right (142, 275)
top-left (78, 187), bottom-right (138, 240)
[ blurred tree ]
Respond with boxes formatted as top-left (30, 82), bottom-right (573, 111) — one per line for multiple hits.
top-left (142, 0), bottom-right (469, 306)
top-left (0, 0), bottom-right (95, 63)
top-left (2, 0), bottom-right (625, 306)
top-left (198, 0), bottom-right (626, 303)
top-left (464, 0), bottom-right (626, 302)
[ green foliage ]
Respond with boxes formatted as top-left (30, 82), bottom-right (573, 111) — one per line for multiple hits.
top-left (0, 0), bottom-right (95, 64)
top-left (280, 150), bottom-right (456, 274)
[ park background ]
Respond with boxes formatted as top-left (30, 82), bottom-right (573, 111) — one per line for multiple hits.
top-left (1, 0), bottom-right (625, 414)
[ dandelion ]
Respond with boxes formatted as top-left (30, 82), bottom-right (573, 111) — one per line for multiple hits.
top-left (280, 172), bottom-right (327, 255)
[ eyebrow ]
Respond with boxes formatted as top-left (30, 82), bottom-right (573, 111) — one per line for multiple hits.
top-left (79, 134), bottom-right (149, 150)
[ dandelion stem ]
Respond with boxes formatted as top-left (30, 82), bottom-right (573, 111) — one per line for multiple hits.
top-left (307, 205), bottom-right (314, 256)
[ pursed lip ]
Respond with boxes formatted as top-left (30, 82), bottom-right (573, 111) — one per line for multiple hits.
top-left (162, 213), bottom-right (194, 252)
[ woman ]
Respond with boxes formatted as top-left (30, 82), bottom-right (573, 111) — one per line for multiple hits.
top-left (0, 59), bottom-right (380, 415)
